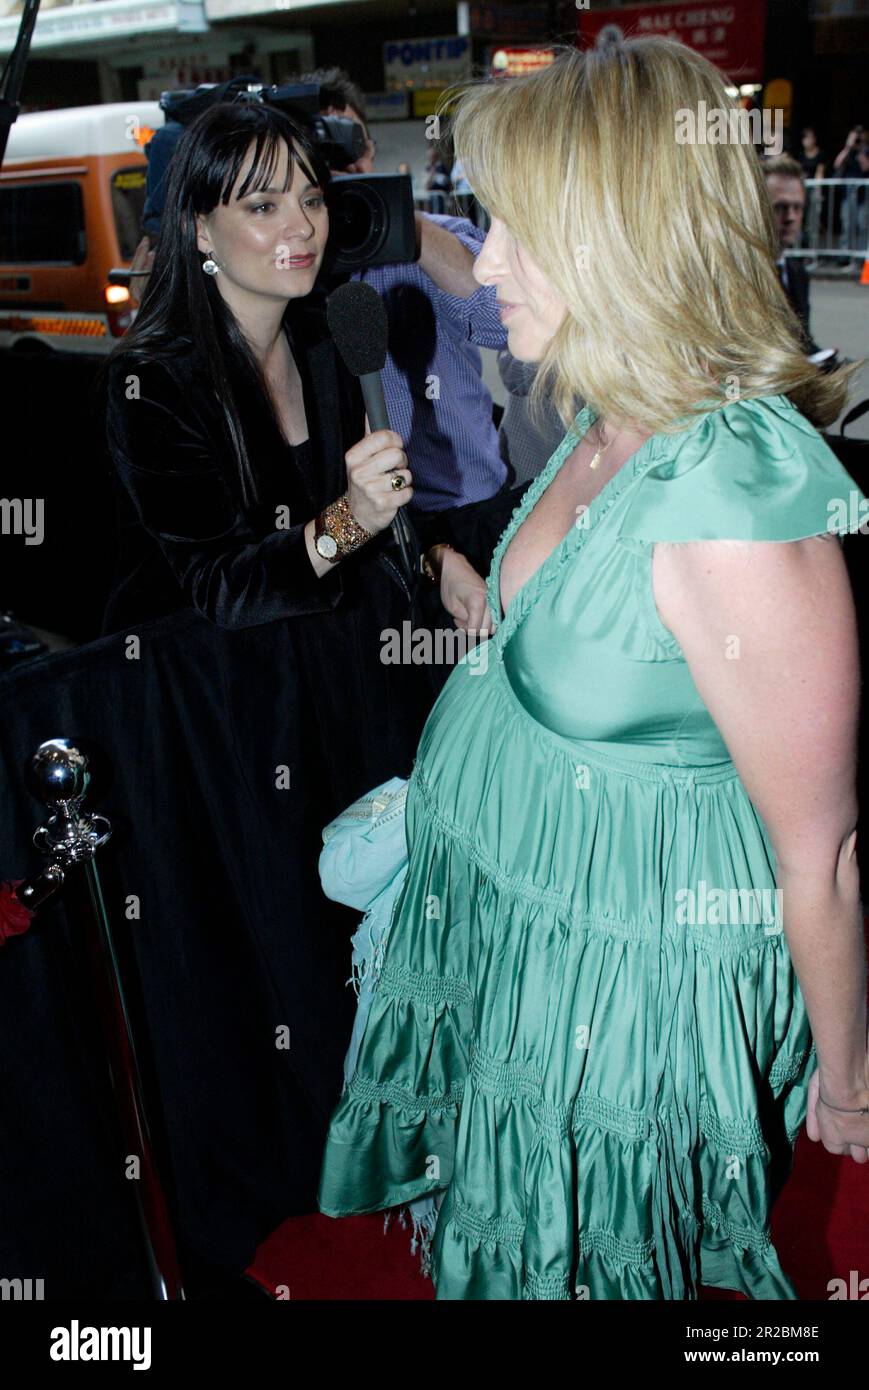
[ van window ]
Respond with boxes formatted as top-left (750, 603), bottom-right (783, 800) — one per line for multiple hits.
top-left (111, 167), bottom-right (147, 260)
top-left (0, 183), bottom-right (85, 263)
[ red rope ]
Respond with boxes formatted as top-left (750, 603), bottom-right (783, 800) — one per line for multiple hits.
top-left (0, 881), bottom-right (35, 946)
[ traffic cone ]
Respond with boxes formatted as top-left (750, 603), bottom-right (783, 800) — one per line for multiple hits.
top-left (861, 259), bottom-right (869, 285)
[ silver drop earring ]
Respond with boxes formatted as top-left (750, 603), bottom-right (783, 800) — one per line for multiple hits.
top-left (202, 254), bottom-right (220, 277)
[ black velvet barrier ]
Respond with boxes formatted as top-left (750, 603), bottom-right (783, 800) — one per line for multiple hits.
top-left (0, 608), bottom-right (370, 1298)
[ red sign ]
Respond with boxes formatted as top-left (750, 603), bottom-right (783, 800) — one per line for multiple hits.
top-left (470, 4), bottom-right (549, 41)
top-left (577, 2), bottom-right (767, 83)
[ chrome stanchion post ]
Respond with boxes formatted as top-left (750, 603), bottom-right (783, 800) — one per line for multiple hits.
top-left (23, 738), bottom-right (185, 1301)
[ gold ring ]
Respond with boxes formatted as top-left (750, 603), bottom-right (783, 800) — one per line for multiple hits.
top-left (390, 473), bottom-right (407, 491)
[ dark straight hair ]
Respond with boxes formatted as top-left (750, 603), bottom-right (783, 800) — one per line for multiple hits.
top-left (102, 100), bottom-right (331, 509)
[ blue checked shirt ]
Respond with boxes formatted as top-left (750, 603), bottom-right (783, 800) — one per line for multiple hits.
top-left (355, 214), bottom-right (508, 512)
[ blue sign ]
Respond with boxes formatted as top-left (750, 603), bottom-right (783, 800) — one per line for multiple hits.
top-left (383, 36), bottom-right (470, 68)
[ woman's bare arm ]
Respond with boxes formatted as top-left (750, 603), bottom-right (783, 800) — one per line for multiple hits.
top-left (653, 533), bottom-right (869, 1161)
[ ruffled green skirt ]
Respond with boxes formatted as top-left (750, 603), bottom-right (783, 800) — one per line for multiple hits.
top-left (317, 653), bottom-right (813, 1300)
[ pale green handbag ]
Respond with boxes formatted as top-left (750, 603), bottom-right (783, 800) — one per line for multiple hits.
top-left (319, 776), bottom-right (445, 1275)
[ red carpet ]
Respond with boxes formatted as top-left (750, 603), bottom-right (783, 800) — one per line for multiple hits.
top-left (247, 1128), bottom-right (868, 1300)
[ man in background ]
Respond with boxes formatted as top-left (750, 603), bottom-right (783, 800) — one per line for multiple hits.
top-left (763, 153), bottom-right (833, 363)
top-left (303, 67), bottom-right (517, 670)
top-left (302, 67), bottom-right (507, 519)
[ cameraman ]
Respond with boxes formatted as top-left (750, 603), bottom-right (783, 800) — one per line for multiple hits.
top-left (301, 68), bottom-right (521, 670)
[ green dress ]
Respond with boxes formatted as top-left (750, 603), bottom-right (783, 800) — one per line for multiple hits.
top-left (317, 393), bottom-right (865, 1300)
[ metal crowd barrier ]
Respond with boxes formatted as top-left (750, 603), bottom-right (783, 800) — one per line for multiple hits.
top-left (790, 178), bottom-right (869, 276)
top-left (415, 191), bottom-right (490, 230)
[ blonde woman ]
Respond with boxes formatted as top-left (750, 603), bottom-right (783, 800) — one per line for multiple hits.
top-left (317, 33), bottom-right (869, 1300)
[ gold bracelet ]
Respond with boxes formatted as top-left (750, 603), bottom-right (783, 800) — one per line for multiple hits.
top-left (323, 493), bottom-right (374, 556)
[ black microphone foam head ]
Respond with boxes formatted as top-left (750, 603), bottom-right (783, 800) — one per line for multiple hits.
top-left (326, 280), bottom-right (388, 377)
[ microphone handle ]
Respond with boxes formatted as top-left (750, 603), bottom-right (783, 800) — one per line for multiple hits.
top-left (358, 371), bottom-right (418, 590)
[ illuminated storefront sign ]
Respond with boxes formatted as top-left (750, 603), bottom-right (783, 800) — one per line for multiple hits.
top-left (490, 46), bottom-right (555, 77)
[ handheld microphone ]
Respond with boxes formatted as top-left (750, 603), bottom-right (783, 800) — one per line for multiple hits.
top-left (326, 280), bottom-right (418, 590)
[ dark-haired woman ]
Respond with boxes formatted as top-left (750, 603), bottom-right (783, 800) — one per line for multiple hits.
top-left (102, 101), bottom-right (431, 816)
top-left (98, 101), bottom-right (434, 1277)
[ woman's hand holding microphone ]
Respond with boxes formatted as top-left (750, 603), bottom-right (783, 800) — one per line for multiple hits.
top-left (305, 427), bottom-right (413, 576)
top-left (344, 428), bottom-right (413, 536)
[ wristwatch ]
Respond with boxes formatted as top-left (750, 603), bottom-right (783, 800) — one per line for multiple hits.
top-left (421, 542), bottom-right (453, 583)
top-left (314, 493), bottom-right (373, 563)
top-left (313, 512), bottom-right (339, 561)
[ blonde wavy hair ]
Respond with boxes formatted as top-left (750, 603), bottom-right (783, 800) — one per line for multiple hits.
top-left (444, 36), bottom-right (861, 435)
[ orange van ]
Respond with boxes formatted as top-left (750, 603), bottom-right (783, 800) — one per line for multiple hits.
top-left (0, 102), bottom-right (164, 353)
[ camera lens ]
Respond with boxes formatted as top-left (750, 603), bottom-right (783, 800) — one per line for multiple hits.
top-left (329, 184), bottom-right (386, 261)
